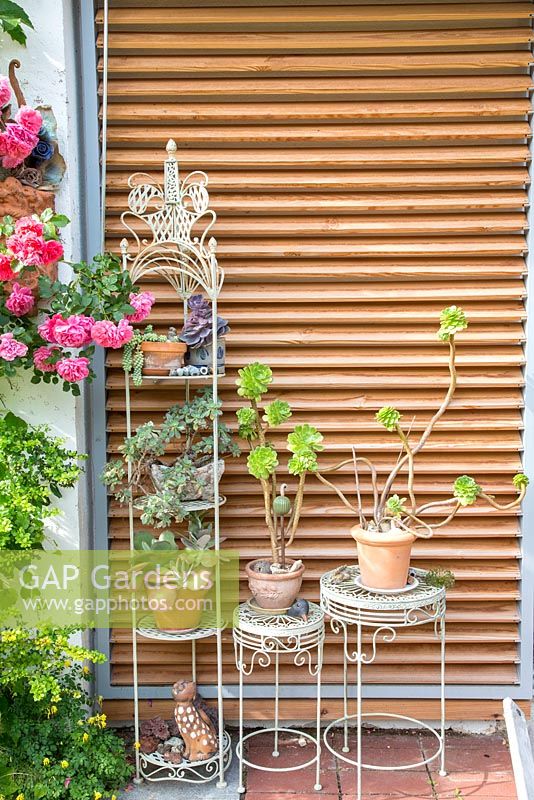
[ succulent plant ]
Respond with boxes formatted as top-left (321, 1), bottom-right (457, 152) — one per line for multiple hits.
top-left (134, 530), bottom-right (178, 551)
top-left (513, 473), bottom-right (529, 490)
top-left (263, 400), bottom-right (292, 428)
top-left (122, 325), bottom-right (169, 387)
top-left (453, 475), bottom-right (481, 506)
top-left (247, 445), bottom-right (279, 480)
top-left (179, 294), bottom-right (229, 348)
top-left (180, 511), bottom-right (217, 550)
top-left (426, 568), bottom-right (456, 590)
top-left (236, 407), bottom-right (258, 440)
top-left (236, 362), bottom-right (273, 401)
top-left (437, 305), bottom-right (468, 341)
top-left (375, 406), bottom-right (401, 432)
top-left (386, 494), bottom-right (407, 517)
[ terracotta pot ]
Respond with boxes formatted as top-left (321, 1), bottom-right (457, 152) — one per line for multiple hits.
top-left (141, 341), bottom-right (187, 375)
top-left (350, 524), bottom-right (416, 590)
top-left (147, 573), bottom-right (211, 632)
top-left (245, 559), bottom-right (305, 610)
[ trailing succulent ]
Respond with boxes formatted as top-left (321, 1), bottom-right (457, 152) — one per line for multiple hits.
top-left (122, 324), bottom-right (181, 386)
top-left (313, 306), bottom-right (528, 537)
top-left (101, 389), bottom-right (239, 527)
top-left (236, 361), bottom-right (324, 566)
top-left (180, 293), bottom-right (229, 349)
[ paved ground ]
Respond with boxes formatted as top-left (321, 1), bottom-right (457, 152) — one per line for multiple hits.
top-left (120, 729), bottom-right (517, 799)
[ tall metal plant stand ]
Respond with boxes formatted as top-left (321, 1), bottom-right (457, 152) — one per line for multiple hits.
top-left (320, 566), bottom-right (447, 800)
top-left (233, 602), bottom-right (325, 794)
top-left (119, 140), bottom-right (229, 788)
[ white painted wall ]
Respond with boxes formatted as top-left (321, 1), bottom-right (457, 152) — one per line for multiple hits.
top-left (0, 0), bottom-right (86, 549)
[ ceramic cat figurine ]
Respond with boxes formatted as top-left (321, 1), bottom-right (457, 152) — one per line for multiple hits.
top-left (172, 678), bottom-right (218, 762)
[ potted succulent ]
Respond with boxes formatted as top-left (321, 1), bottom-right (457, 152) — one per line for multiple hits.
top-left (123, 324), bottom-right (187, 383)
top-left (180, 293), bottom-right (229, 372)
top-left (134, 513), bottom-right (220, 631)
top-left (101, 389), bottom-right (239, 528)
top-left (314, 306), bottom-right (529, 590)
top-left (236, 361), bottom-right (324, 609)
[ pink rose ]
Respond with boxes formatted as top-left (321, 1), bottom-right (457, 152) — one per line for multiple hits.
top-left (91, 318), bottom-right (133, 349)
top-left (126, 291), bottom-right (155, 323)
top-left (15, 105), bottom-right (42, 135)
top-left (14, 216), bottom-right (44, 237)
top-left (0, 332), bottom-right (28, 361)
top-left (6, 231), bottom-right (45, 267)
top-left (0, 76), bottom-right (11, 108)
top-left (56, 356), bottom-right (90, 383)
top-left (38, 313), bottom-right (65, 344)
top-left (43, 239), bottom-right (64, 265)
top-left (5, 282), bottom-right (34, 316)
top-left (54, 314), bottom-right (94, 348)
top-left (33, 345), bottom-right (60, 373)
top-left (0, 254), bottom-right (14, 281)
top-left (0, 122), bottom-right (38, 169)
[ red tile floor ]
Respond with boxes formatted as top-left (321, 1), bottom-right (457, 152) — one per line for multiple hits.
top-left (242, 729), bottom-right (517, 799)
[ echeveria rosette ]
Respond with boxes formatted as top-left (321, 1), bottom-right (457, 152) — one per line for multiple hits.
top-left (263, 399), bottom-right (292, 428)
top-left (376, 406), bottom-right (402, 432)
top-left (386, 494), bottom-right (407, 518)
top-left (453, 475), bottom-right (481, 506)
top-left (437, 305), bottom-right (468, 342)
top-left (180, 293), bottom-right (229, 348)
top-left (287, 424), bottom-right (324, 475)
top-left (513, 473), bottom-right (529, 491)
top-left (247, 445), bottom-right (279, 480)
top-left (288, 451), bottom-right (319, 476)
top-left (236, 407), bottom-right (258, 441)
top-left (236, 361), bottom-right (272, 401)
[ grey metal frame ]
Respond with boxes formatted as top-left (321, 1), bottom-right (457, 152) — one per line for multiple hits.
top-left (77, 0), bottom-right (534, 705)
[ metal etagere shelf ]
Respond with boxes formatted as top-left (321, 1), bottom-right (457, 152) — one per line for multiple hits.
top-left (119, 139), bottom-right (229, 788)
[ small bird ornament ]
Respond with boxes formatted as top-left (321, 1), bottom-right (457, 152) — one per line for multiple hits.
top-left (287, 598), bottom-right (310, 622)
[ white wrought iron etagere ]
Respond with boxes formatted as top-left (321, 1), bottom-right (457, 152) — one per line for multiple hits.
top-left (320, 565), bottom-right (447, 800)
top-left (233, 602), bottom-right (325, 794)
top-left (120, 139), bottom-right (229, 787)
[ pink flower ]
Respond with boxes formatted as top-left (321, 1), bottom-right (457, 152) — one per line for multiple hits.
top-left (38, 312), bottom-right (65, 344)
top-left (33, 345), bottom-right (60, 373)
top-left (126, 291), bottom-right (155, 323)
top-left (0, 122), bottom-right (38, 169)
top-left (0, 332), bottom-right (28, 361)
top-left (6, 231), bottom-right (45, 267)
top-left (5, 282), bottom-right (34, 316)
top-left (15, 105), bottom-right (42, 135)
top-left (64, 778), bottom-right (71, 789)
top-left (14, 216), bottom-right (44, 237)
top-left (0, 254), bottom-right (14, 281)
top-left (91, 318), bottom-right (133, 349)
top-left (43, 239), bottom-right (64, 265)
top-left (54, 314), bottom-right (94, 348)
top-left (56, 356), bottom-right (90, 382)
top-left (0, 76), bottom-right (11, 108)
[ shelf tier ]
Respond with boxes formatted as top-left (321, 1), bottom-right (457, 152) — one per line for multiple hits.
top-left (140, 730), bottom-right (232, 783)
top-left (136, 370), bottom-right (225, 385)
top-left (137, 613), bottom-right (221, 642)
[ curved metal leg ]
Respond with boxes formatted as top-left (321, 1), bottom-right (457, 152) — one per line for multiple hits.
top-left (356, 621), bottom-right (362, 800)
top-left (342, 622), bottom-right (349, 753)
top-left (439, 610), bottom-right (447, 777)
top-left (238, 640), bottom-right (245, 794)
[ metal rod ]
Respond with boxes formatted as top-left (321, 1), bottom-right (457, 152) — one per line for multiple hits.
top-left (439, 606), bottom-right (447, 777)
top-left (314, 637), bottom-right (323, 792)
top-left (356, 621), bottom-right (362, 800)
top-left (342, 623), bottom-right (349, 753)
top-left (238, 640), bottom-right (245, 794)
top-left (273, 650), bottom-right (280, 757)
top-left (100, 0), bottom-right (109, 252)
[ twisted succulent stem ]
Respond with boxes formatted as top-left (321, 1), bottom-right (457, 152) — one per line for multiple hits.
top-left (251, 399), bottom-right (279, 560)
top-left (317, 456), bottom-right (379, 522)
top-left (479, 485), bottom-right (528, 511)
top-left (286, 472), bottom-right (306, 548)
top-left (395, 425), bottom-right (416, 514)
top-left (314, 471), bottom-right (359, 514)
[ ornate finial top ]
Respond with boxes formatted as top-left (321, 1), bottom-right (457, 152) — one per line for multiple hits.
top-left (166, 139), bottom-right (177, 156)
top-left (120, 238), bottom-right (128, 253)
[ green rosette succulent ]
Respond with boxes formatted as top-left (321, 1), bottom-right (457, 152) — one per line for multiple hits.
top-left (287, 423), bottom-right (324, 456)
top-left (247, 445), bottom-right (279, 480)
top-left (236, 407), bottom-right (258, 440)
top-left (263, 399), bottom-right (292, 428)
top-left (453, 475), bottom-right (481, 506)
top-left (376, 406), bottom-right (401, 432)
top-left (437, 305), bottom-right (468, 342)
top-left (236, 362), bottom-right (272, 401)
top-left (288, 451), bottom-right (319, 476)
top-left (386, 494), bottom-right (407, 517)
top-left (513, 473), bottom-right (529, 490)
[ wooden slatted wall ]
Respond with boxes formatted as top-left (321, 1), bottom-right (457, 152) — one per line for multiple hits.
top-left (97, 0), bottom-right (532, 717)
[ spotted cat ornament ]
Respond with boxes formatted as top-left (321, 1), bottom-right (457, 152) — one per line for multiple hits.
top-left (172, 678), bottom-right (218, 762)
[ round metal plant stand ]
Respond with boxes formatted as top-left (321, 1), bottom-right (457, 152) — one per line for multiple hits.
top-left (320, 566), bottom-right (447, 800)
top-left (233, 602), bottom-right (325, 794)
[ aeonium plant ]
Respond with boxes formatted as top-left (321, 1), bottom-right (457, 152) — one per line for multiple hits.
top-left (236, 361), bottom-right (324, 570)
top-left (313, 306), bottom-right (528, 589)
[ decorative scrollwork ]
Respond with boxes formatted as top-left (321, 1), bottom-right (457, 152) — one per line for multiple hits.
top-left (237, 650), bottom-right (273, 675)
top-left (360, 625), bottom-right (397, 664)
top-left (294, 648), bottom-right (322, 676)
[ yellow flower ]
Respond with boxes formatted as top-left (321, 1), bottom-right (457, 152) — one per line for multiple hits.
top-left (87, 712), bottom-right (107, 729)
top-left (94, 792), bottom-right (102, 800)
top-left (134, 740), bottom-right (141, 751)
top-left (82, 665), bottom-right (91, 675)
top-left (48, 705), bottom-right (58, 717)
top-left (111, 795), bottom-right (117, 800)
top-left (15, 794), bottom-right (24, 800)
top-left (60, 760), bottom-right (69, 769)
top-left (82, 732), bottom-right (89, 743)
top-left (42, 758), bottom-right (50, 766)
top-left (63, 660), bottom-right (71, 668)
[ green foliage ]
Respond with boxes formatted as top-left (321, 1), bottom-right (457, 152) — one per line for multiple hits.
top-left (122, 325), bottom-right (167, 387)
top-left (513, 473), bottom-right (529, 490)
top-left (437, 305), bottom-right (468, 342)
top-left (236, 361), bottom-right (272, 401)
top-left (426, 568), bottom-right (456, 590)
top-left (375, 406), bottom-right (402, 432)
top-left (453, 475), bottom-right (481, 507)
top-left (386, 494), bottom-right (407, 517)
top-left (247, 446), bottom-right (279, 480)
top-left (263, 399), bottom-right (292, 428)
top-left (0, 411), bottom-right (84, 549)
top-left (180, 511), bottom-right (217, 550)
top-left (236, 407), bottom-right (258, 441)
top-left (0, 0), bottom-right (33, 45)
top-left (134, 530), bottom-right (177, 551)
top-left (286, 424), bottom-right (323, 476)
top-left (0, 626), bottom-right (132, 800)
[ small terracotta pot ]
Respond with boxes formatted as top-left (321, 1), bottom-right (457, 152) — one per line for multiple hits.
top-left (147, 573), bottom-right (211, 632)
top-left (350, 525), bottom-right (416, 590)
top-left (245, 559), bottom-right (305, 610)
top-left (141, 341), bottom-right (187, 375)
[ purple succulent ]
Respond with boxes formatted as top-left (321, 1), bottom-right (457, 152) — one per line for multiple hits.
top-left (180, 294), bottom-right (229, 348)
